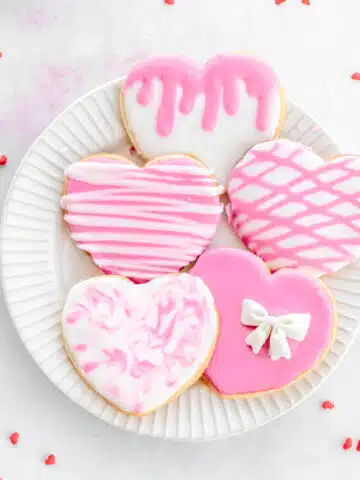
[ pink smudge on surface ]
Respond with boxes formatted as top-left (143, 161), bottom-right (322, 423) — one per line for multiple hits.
top-left (19, 5), bottom-right (58, 29)
top-left (0, 64), bottom-right (84, 142)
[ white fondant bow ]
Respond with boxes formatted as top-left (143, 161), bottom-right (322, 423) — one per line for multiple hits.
top-left (241, 299), bottom-right (311, 361)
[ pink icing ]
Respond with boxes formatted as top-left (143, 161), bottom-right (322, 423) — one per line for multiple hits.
top-left (61, 155), bottom-right (222, 282)
top-left (228, 140), bottom-right (360, 276)
top-left (62, 274), bottom-right (218, 414)
top-left (191, 248), bottom-right (334, 395)
top-left (124, 55), bottom-right (279, 137)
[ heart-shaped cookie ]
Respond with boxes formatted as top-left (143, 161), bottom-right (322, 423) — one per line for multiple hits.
top-left (191, 248), bottom-right (335, 396)
top-left (120, 55), bottom-right (284, 185)
top-left (62, 274), bottom-right (219, 415)
top-left (228, 139), bottom-right (360, 277)
top-left (61, 154), bottom-right (222, 281)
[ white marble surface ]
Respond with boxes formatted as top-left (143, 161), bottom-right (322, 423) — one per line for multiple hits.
top-left (1, 0), bottom-right (360, 478)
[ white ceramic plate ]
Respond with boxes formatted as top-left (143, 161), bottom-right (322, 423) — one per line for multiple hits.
top-left (1, 78), bottom-right (359, 441)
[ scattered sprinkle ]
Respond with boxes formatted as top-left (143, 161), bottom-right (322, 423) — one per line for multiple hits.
top-left (322, 400), bottom-right (335, 410)
top-left (0, 52), bottom-right (2, 58)
top-left (129, 145), bottom-right (136, 155)
top-left (44, 454), bottom-right (56, 466)
top-left (0, 155), bottom-right (7, 166)
top-left (357, 440), bottom-right (360, 452)
top-left (9, 432), bottom-right (20, 445)
top-left (164, 0), bottom-right (175, 4)
top-left (275, 0), bottom-right (310, 4)
top-left (343, 438), bottom-right (353, 450)
top-left (351, 72), bottom-right (360, 81)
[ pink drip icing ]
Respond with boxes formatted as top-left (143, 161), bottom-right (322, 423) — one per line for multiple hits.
top-left (126, 58), bottom-right (199, 136)
top-left (124, 55), bottom-right (279, 137)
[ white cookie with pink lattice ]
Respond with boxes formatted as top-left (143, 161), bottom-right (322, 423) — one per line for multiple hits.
top-left (227, 138), bottom-right (360, 277)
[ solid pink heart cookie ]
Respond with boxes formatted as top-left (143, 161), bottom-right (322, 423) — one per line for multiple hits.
top-left (61, 154), bottom-right (222, 281)
top-left (228, 139), bottom-right (360, 277)
top-left (121, 55), bottom-right (284, 185)
top-left (62, 274), bottom-right (219, 415)
top-left (191, 248), bottom-right (335, 397)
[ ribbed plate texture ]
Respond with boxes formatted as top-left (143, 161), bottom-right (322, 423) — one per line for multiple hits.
top-left (1, 79), bottom-right (358, 440)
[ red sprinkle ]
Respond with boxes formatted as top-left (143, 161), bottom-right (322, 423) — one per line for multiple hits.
top-left (9, 432), bottom-right (20, 445)
top-left (0, 52), bottom-right (2, 58)
top-left (321, 400), bottom-right (335, 410)
top-left (129, 145), bottom-right (136, 155)
top-left (0, 155), bottom-right (7, 166)
top-left (351, 72), bottom-right (360, 81)
top-left (45, 454), bottom-right (56, 466)
top-left (343, 438), bottom-right (353, 450)
top-left (275, 0), bottom-right (310, 4)
top-left (356, 440), bottom-right (360, 452)
top-left (164, 0), bottom-right (175, 4)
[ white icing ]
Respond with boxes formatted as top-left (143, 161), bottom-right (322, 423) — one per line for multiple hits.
top-left (262, 166), bottom-right (301, 186)
top-left (272, 202), bottom-right (307, 218)
top-left (305, 191), bottom-right (338, 207)
top-left (231, 184), bottom-right (270, 203)
top-left (295, 214), bottom-right (331, 227)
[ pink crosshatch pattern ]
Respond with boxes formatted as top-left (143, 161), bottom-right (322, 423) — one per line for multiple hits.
top-left (228, 140), bottom-right (360, 276)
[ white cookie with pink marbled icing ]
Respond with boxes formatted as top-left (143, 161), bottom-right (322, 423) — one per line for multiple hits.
top-left (62, 274), bottom-right (218, 415)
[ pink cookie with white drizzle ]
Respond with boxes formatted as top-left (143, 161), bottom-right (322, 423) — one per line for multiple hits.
top-left (62, 274), bottom-right (219, 415)
top-left (191, 248), bottom-right (336, 397)
top-left (61, 154), bottom-right (222, 282)
top-left (120, 55), bottom-right (284, 185)
top-left (228, 139), bottom-right (360, 277)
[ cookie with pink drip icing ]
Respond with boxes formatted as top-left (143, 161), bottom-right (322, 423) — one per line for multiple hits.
top-left (120, 55), bottom-right (285, 186)
top-left (227, 139), bottom-right (360, 277)
top-left (61, 274), bottom-right (219, 415)
top-left (191, 248), bottom-right (336, 397)
top-left (61, 153), bottom-right (223, 282)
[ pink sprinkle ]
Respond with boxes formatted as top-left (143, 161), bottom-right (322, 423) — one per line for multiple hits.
top-left (351, 72), bottom-right (360, 81)
top-left (0, 155), bottom-right (7, 166)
